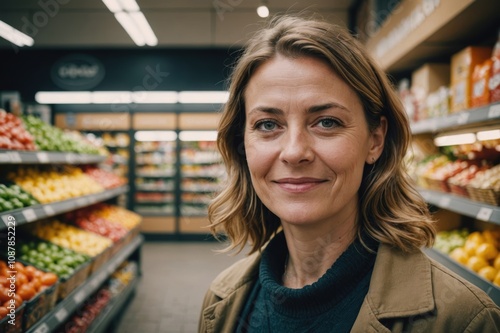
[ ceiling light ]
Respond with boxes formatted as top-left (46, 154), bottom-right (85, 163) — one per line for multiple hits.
top-left (135, 131), bottom-right (177, 142)
top-left (434, 133), bottom-right (476, 147)
top-left (476, 129), bottom-right (500, 141)
top-left (179, 131), bottom-right (218, 142)
top-left (132, 91), bottom-right (178, 103)
top-left (102, 0), bottom-right (122, 13)
top-left (0, 20), bottom-right (34, 47)
top-left (129, 12), bottom-right (158, 46)
top-left (178, 91), bottom-right (229, 104)
top-left (92, 91), bottom-right (132, 104)
top-left (114, 12), bottom-right (145, 46)
top-left (118, 0), bottom-right (140, 12)
top-left (35, 91), bottom-right (92, 104)
top-left (257, 2), bottom-right (269, 18)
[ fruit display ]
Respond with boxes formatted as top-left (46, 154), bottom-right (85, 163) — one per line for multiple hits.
top-left (0, 260), bottom-right (57, 319)
top-left (0, 109), bottom-right (37, 150)
top-left (8, 165), bottom-right (104, 204)
top-left (30, 220), bottom-right (112, 257)
top-left (91, 204), bottom-right (142, 230)
top-left (448, 230), bottom-right (500, 286)
top-left (18, 239), bottom-right (90, 279)
top-left (57, 288), bottom-right (113, 333)
top-left (434, 228), bottom-right (470, 254)
top-left (108, 261), bottom-right (137, 296)
top-left (0, 183), bottom-right (39, 212)
top-left (81, 165), bottom-right (127, 189)
top-left (22, 115), bottom-right (101, 154)
top-left (64, 205), bottom-right (129, 243)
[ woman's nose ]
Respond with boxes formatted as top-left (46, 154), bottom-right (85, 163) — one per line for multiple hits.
top-left (279, 128), bottom-right (314, 165)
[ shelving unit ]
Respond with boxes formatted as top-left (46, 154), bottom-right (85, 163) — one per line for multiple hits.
top-left (27, 235), bottom-right (143, 333)
top-left (0, 150), bottom-right (106, 164)
top-left (362, 0), bottom-right (500, 303)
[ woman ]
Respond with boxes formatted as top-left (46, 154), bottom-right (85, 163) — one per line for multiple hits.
top-left (199, 15), bottom-right (500, 333)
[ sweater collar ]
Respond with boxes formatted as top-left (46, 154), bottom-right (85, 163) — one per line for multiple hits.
top-left (258, 232), bottom-right (378, 317)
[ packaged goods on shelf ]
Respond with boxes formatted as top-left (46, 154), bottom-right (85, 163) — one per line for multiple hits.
top-left (490, 29), bottom-right (500, 103)
top-left (451, 46), bottom-right (493, 113)
top-left (471, 59), bottom-right (493, 108)
top-left (411, 63), bottom-right (450, 121)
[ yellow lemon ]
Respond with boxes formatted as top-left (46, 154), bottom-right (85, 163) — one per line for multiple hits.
top-left (466, 256), bottom-right (489, 272)
top-left (478, 266), bottom-right (497, 282)
top-left (449, 247), bottom-right (469, 265)
top-left (475, 243), bottom-right (499, 261)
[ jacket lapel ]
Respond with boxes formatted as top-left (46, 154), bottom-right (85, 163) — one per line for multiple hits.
top-left (351, 244), bottom-right (435, 332)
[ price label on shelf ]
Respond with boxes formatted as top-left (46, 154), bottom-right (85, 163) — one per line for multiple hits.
top-left (36, 152), bottom-right (49, 163)
top-left (438, 197), bottom-right (451, 208)
top-left (43, 205), bottom-right (55, 216)
top-left (488, 104), bottom-right (500, 119)
top-left (76, 197), bottom-right (88, 207)
top-left (476, 207), bottom-right (493, 221)
top-left (1, 215), bottom-right (10, 227)
top-left (55, 308), bottom-right (68, 322)
top-left (0, 153), bottom-right (10, 162)
top-left (33, 323), bottom-right (50, 333)
top-left (22, 208), bottom-right (37, 222)
top-left (8, 151), bottom-right (21, 163)
top-left (74, 290), bottom-right (86, 303)
top-left (456, 112), bottom-right (470, 125)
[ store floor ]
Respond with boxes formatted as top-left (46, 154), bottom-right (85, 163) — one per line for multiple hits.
top-left (111, 240), bottom-right (248, 333)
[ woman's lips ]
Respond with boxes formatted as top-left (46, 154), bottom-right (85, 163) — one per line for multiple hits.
top-left (273, 178), bottom-right (327, 193)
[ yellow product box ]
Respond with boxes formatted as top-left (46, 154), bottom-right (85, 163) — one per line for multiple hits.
top-left (450, 46), bottom-right (493, 113)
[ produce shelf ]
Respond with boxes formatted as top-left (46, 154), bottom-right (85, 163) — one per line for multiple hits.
top-left (0, 150), bottom-right (107, 165)
top-left (423, 248), bottom-right (500, 306)
top-left (86, 276), bottom-right (139, 333)
top-left (418, 188), bottom-right (500, 225)
top-left (0, 185), bottom-right (129, 230)
top-left (27, 235), bottom-right (143, 333)
top-left (411, 102), bottom-right (500, 135)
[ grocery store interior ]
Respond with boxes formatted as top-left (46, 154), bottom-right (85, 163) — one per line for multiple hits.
top-left (0, 0), bottom-right (499, 332)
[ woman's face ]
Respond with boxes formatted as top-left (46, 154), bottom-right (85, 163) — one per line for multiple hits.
top-left (243, 55), bottom-right (385, 228)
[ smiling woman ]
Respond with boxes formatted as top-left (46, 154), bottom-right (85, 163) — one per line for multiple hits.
top-left (198, 14), bottom-right (500, 333)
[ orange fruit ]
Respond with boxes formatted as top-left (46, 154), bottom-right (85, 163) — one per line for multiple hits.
top-left (475, 243), bottom-right (499, 261)
top-left (463, 240), bottom-right (479, 256)
top-left (468, 231), bottom-right (485, 244)
top-left (478, 266), bottom-right (497, 282)
top-left (494, 255), bottom-right (500, 270)
top-left (450, 247), bottom-right (469, 265)
top-left (466, 256), bottom-right (489, 272)
top-left (494, 271), bottom-right (500, 287)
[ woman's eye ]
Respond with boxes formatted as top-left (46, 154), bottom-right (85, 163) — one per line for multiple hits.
top-left (256, 120), bottom-right (277, 131)
top-left (318, 118), bottom-right (338, 128)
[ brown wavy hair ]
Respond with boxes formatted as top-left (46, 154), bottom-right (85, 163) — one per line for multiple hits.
top-left (208, 14), bottom-right (435, 254)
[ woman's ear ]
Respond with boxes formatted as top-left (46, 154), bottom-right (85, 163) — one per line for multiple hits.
top-left (366, 116), bottom-right (387, 164)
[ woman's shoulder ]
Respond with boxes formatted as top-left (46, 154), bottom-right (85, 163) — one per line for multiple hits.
top-left (209, 251), bottom-right (261, 299)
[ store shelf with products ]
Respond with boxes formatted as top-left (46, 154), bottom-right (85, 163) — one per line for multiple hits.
top-left (0, 150), bottom-right (107, 165)
top-left (26, 235), bottom-right (143, 333)
top-left (0, 185), bottom-right (129, 229)
top-left (133, 137), bottom-right (177, 218)
top-left (360, 0), bottom-right (500, 297)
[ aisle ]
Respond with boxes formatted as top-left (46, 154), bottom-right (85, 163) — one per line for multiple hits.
top-left (111, 240), bottom-right (248, 333)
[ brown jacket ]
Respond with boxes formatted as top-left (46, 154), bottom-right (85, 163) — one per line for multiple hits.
top-left (199, 244), bottom-right (500, 332)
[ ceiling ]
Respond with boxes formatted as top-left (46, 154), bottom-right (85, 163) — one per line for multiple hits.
top-left (0, 0), bottom-right (356, 49)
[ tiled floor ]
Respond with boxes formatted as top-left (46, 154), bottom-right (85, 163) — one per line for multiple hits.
top-left (110, 240), bottom-right (248, 333)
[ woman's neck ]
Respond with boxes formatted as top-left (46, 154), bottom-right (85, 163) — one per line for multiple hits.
top-left (281, 216), bottom-right (358, 289)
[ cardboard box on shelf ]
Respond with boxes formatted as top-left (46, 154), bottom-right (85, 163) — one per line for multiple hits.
top-left (451, 46), bottom-right (493, 113)
top-left (411, 63), bottom-right (450, 120)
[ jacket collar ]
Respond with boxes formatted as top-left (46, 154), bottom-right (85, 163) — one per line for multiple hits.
top-left (365, 243), bottom-right (435, 319)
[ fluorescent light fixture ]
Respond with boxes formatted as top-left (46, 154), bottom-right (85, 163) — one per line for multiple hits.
top-left (129, 11), bottom-right (158, 46)
top-left (35, 91), bottom-right (92, 104)
top-left (257, 5), bottom-right (269, 18)
top-left (178, 91), bottom-right (229, 104)
top-left (115, 12), bottom-right (145, 46)
top-left (179, 131), bottom-right (218, 142)
top-left (102, 0), bottom-right (122, 12)
top-left (476, 129), bottom-right (500, 141)
top-left (92, 91), bottom-right (132, 104)
top-left (119, 0), bottom-right (140, 12)
top-left (0, 20), bottom-right (34, 47)
top-left (132, 91), bottom-right (178, 103)
top-left (434, 133), bottom-right (476, 147)
top-left (135, 130), bottom-right (177, 142)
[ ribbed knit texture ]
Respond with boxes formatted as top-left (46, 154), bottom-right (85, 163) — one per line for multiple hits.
top-left (236, 232), bottom-right (378, 333)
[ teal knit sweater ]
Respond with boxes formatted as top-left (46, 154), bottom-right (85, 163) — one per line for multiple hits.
top-left (236, 232), bottom-right (378, 333)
